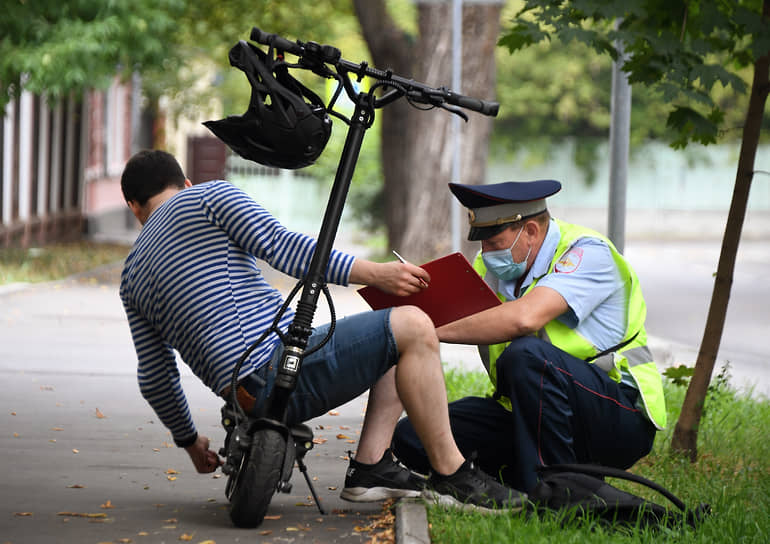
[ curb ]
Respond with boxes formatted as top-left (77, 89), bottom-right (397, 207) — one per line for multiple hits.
top-left (0, 281), bottom-right (31, 297)
top-left (395, 498), bottom-right (431, 544)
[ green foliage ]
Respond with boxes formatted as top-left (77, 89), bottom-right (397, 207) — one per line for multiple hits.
top-left (498, 0), bottom-right (770, 148)
top-left (0, 0), bottom-right (184, 110)
top-left (663, 364), bottom-right (695, 387)
top-left (443, 365), bottom-right (495, 402)
top-left (0, 242), bottom-right (130, 284)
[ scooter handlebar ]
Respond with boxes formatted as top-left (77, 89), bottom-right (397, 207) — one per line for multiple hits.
top-left (250, 26), bottom-right (499, 117)
top-left (445, 92), bottom-right (499, 117)
top-left (251, 27), bottom-right (304, 57)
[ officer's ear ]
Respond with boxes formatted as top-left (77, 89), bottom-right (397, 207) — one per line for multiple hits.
top-left (523, 218), bottom-right (541, 240)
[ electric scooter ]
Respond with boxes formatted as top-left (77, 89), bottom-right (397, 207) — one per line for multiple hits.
top-left (212, 26), bottom-right (499, 528)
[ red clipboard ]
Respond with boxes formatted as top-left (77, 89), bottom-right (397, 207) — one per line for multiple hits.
top-left (357, 252), bottom-right (502, 327)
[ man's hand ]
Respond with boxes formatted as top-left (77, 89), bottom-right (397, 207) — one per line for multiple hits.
top-left (185, 435), bottom-right (222, 473)
top-left (350, 260), bottom-right (430, 297)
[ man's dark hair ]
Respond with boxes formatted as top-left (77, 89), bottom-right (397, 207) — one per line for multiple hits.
top-left (121, 149), bottom-right (187, 206)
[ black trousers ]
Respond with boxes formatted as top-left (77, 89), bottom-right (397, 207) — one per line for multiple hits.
top-left (392, 336), bottom-right (657, 493)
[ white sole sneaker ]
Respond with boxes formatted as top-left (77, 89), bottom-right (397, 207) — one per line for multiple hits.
top-left (340, 486), bottom-right (423, 502)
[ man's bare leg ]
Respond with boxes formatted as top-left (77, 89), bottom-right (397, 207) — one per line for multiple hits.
top-left (355, 306), bottom-right (464, 475)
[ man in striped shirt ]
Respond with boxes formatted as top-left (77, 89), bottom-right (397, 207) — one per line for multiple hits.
top-left (119, 150), bottom-right (522, 511)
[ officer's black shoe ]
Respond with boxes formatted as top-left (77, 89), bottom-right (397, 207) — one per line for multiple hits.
top-left (340, 448), bottom-right (426, 502)
top-left (423, 458), bottom-right (526, 512)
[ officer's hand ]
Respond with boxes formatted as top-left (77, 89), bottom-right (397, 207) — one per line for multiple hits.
top-left (185, 435), bottom-right (223, 473)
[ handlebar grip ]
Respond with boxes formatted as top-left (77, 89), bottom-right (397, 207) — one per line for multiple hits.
top-left (250, 27), bottom-right (304, 57)
top-left (446, 93), bottom-right (499, 117)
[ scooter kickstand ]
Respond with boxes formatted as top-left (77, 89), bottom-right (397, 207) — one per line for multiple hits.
top-left (297, 457), bottom-right (326, 515)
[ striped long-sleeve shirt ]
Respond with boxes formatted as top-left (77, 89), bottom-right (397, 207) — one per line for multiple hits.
top-left (119, 180), bottom-right (355, 445)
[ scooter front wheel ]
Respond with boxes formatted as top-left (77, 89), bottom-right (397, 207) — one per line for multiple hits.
top-left (228, 428), bottom-right (286, 528)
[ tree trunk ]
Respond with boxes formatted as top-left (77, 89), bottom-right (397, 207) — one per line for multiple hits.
top-left (354, 0), bottom-right (501, 262)
top-left (670, 0), bottom-right (770, 461)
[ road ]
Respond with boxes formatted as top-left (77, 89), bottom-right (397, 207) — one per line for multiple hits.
top-left (625, 239), bottom-right (769, 397)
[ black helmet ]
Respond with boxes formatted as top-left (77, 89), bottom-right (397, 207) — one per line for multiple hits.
top-left (204, 40), bottom-right (332, 170)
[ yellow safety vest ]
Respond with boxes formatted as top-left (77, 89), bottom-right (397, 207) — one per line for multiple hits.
top-left (473, 219), bottom-right (667, 430)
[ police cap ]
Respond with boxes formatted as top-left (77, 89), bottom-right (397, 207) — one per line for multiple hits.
top-left (449, 180), bottom-right (562, 241)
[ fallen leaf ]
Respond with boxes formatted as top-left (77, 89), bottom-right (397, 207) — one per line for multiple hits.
top-left (163, 518), bottom-right (178, 523)
top-left (336, 434), bottom-right (350, 440)
top-left (117, 539), bottom-right (132, 543)
top-left (167, 476), bottom-right (177, 481)
top-left (72, 449), bottom-right (79, 454)
top-left (100, 500), bottom-right (114, 509)
top-left (259, 530), bottom-right (273, 535)
top-left (312, 437), bottom-right (327, 444)
top-left (328, 486), bottom-right (338, 491)
top-left (40, 385), bottom-right (54, 391)
top-left (49, 439), bottom-right (57, 443)
top-left (264, 515), bottom-right (281, 520)
top-left (95, 408), bottom-right (106, 419)
top-left (51, 427), bottom-right (64, 431)
top-left (57, 512), bottom-right (107, 518)
top-left (179, 533), bottom-right (193, 541)
top-left (165, 469), bottom-right (179, 474)
top-left (138, 531), bottom-right (149, 536)
top-left (13, 432), bottom-right (19, 438)
top-left (67, 484), bottom-right (85, 489)
top-left (14, 512), bottom-right (33, 516)
top-left (346, 440), bottom-right (356, 444)
top-left (212, 473), bottom-right (222, 479)
top-left (328, 410), bottom-right (340, 416)
top-left (339, 425), bottom-right (350, 430)
top-left (198, 541), bottom-right (216, 544)
top-left (11, 411), bottom-right (16, 416)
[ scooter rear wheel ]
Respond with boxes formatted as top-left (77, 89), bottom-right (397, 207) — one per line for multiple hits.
top-left (228, 428), bottom-right (286, 528)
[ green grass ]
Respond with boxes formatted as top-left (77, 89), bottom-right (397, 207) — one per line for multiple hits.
top-left (0, 241), bottom-right (131, 284)
top-left (432, 367), bottom-right (770, 543)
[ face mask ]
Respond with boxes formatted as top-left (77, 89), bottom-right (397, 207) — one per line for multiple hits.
top-left (482, 226), bottom-right (531, 281)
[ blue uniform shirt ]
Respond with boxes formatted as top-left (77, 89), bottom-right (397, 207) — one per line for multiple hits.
top-left (496, 219), bottom-right (626, 352)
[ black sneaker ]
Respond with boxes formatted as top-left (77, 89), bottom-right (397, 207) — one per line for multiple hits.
top-left (340, 449), bottom-right (426, 502)
top-left (423, 458), bottom-right (526, 513)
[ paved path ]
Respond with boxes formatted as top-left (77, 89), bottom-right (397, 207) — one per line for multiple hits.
top-left (0, 270), bottom-right (392, 544)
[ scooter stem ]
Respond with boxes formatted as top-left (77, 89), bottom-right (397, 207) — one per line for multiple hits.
top-left (267, 97), bottom-right (374, 421)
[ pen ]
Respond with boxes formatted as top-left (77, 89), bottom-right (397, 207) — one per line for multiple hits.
top-left (392, 250), bottom-right (428, 288)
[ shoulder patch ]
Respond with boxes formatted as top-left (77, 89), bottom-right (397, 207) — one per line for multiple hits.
top-left (555, 247), bottom-right (583, 274)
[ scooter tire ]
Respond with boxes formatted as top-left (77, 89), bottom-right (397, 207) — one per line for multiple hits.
top-left (229, 428), bottom-right (286, 528)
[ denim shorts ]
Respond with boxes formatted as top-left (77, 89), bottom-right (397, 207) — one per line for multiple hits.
top-left (241, 308), bottom-right (398, 424)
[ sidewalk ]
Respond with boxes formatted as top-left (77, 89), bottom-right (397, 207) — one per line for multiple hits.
top-left (0, 269), bottom-right (407, 544)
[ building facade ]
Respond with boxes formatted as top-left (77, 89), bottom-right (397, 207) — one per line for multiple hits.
top-left (0, 76), bottom-right (140, 248)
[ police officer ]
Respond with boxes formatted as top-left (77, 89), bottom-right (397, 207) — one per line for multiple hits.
top-left (393, 180), bottom-right (667, 493)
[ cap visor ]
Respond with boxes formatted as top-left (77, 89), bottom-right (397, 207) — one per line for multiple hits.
top-left (468, 224), bottom-right (509, 241)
